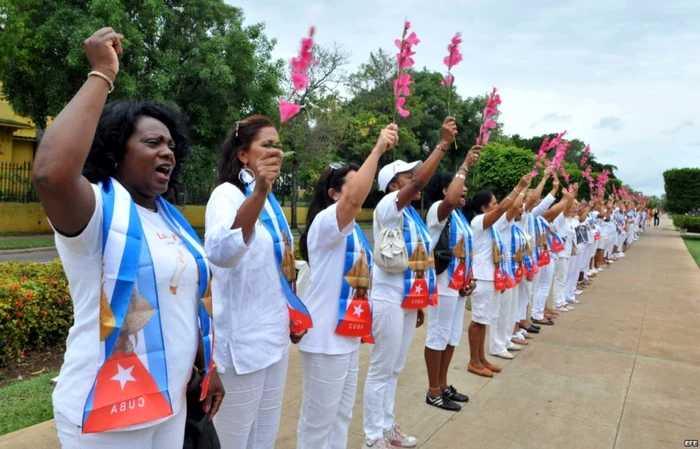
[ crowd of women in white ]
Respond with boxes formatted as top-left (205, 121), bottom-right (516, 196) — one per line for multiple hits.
top-left (37, 28), bottom-right (649, 449)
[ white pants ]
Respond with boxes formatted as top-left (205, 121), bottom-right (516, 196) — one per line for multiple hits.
top-left (553, 257), bottom-right (570, 308)
top-left (532, 262), bottom-right (555, 320)
top-left (54, 406), bottom-right (186, 449)
top-left (489, 288), bottom-right (514, 355)
top-left (517, 281), bottom-right (530, 321)
top-left (363, 301), bottom-right (417, 442)
top-left (297, 350), bottom-right (359, 449)
top-left (604, 234), bottom-right (614, 258)
top-left (426, 295), bottom-right (467, 350)
top-left (565, 253), bottom-right (581, 301)
top-left (215, 352), bottom-right (289, 449)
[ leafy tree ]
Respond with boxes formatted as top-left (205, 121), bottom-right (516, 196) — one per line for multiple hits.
top-left (0, 0), bottom-right (283, 191)
top-left (471, 142), bottom-right (534, 199)
top-left (663, 168), bottom-right (700, 214)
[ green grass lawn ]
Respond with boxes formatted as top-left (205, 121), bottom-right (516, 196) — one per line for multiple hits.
top-left (682, 235), bottom-right (700, 270)
top-left (0, 237), bottom-right (55, 251)
top-left (0, 372), bottom-right (57, 436)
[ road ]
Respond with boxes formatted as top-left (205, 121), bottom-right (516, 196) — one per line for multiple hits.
top-left (0, 233), bottom-right (374, 264)
top-left (0, 249), bottom-right (58, 263)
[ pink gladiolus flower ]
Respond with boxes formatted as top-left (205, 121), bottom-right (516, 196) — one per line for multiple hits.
top-left (396, 96), bottom-right (410, 117)
top-left (530, 169), bottom-right (540, 177)
top-left (393, 20), bottom-right (419, 119)
top-left (393, 73), bottom-right (413, 96)
top-left (444, 32), bottom-right (463, 70)
top-left (441, 74), bottom-right (454, 87)
top-left (405, 32), bottom-right (420, 46)
top-left (477, 87), bottom-right (501, 145)
top-left (547, 130), bottom-right (568, 150)
top-left (568, 185), bottom-right (575, 192)
top-left (291, 72), bottom-right (310, 92)
top-left (279, 99), bottom-right (301, 124)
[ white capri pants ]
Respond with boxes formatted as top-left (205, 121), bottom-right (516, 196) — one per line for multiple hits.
top-left (215, 351), bottom-right (289, 449)
top-left (54, 406), bottom-right (186, 449)
top-left (470, 279), bottom-right (496, 325)
top-left (532, 261), bottom-right (555, 320)
top-left (363, 300), bottom-right (417, 442)
top-left (426, 294), bottom-right (467, 350)
top-left (297, 349), bottom-right (360, 449)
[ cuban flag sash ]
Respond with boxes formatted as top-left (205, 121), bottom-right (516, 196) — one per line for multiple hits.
top-left (446, 210), bottom-right (473, 291)
top-left (490, 225), bottom-right (508, 292)
top-left (512, 224), bottom-right (533, 282)
top-left (402, 206), bottom-right (437, 309)
top-left (543, 218), bottom-right (565, 253)
top-left (244, 186), bottom-right (312, 333)
top-left (523, 213), bottom-right (539, 277)
top-left (535, 216), bottom-right (552, 266)
top-left (336, 224), bottom-right (374, 343)
top-left (83, 178), bottom-right (213, 433)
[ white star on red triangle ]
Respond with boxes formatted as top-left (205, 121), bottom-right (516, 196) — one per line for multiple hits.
top-left (415, 285), bottom-right (423, 294)
top-left (352, 304), bottom-right (364, 317)
top-left (111, 364), bottom-right (136, 391)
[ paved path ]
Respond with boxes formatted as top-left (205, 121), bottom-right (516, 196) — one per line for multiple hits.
top-left (2, 218), bottom-right (698, 449)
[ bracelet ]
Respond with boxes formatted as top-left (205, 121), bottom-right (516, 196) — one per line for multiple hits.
top-left (519, 192), bottom-right (526, 197)
top-left (88, 71), bottom-right (114, 93)
top-left (455, 173), bottom-right (466, 180)
top-left (458, 165), bottom-right (469, 173)
top-left (435, 145), bottom-right (447, 153)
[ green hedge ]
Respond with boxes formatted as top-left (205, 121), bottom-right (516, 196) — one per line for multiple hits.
top-left (664, 168), bottom-right (700, 214)
top-left (672, 215), bottom-right (700, 233)
top-left (471, 143), bottom-right (534, 199)
top-left (0, 260), bottom-right (72, 367)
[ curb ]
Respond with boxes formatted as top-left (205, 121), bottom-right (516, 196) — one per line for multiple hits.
top-left (0, 247), bottom-right (56, 255)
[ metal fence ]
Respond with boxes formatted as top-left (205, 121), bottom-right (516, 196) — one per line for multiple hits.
top-left (0, 161), bottom-right (37, 203)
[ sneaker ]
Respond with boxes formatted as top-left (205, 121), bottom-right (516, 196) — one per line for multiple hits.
top-left (426, 391), bottom-right (462, 411)
top-left (491, 350), bottom-right (514, 359)
top-left (385, 424), bottom-right (418, 448)
top-left (568, 299), bottom-right (580, 304)
top-left (554, 306), bottom-right (570, 312)
top-left (444, 385), bottom-right (469, 403)
top-left (565, 305), bottom-right (575, 311)
top-left (363, 438), bottom-right (392, 449)
top-left (574, 290), bottom-right (583, 295)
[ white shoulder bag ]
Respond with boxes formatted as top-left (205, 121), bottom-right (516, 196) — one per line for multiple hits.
top-left (373, 209), bottom-right (409, 273)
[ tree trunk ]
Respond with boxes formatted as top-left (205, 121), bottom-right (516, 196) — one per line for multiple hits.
top-left (291, 158), bottom-right (299, 229)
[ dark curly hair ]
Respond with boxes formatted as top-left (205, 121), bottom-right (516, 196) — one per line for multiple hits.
top-left (424, 172), bottom-right (454, 207)
top-left (299, 162), bottom-right (360, 262)
top-left (216, 115), bottom-right (277, 192)
top-left (82, 101), bottom-right (191, 194)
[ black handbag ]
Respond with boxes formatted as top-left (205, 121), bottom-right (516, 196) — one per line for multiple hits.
top-left (434, 216), bottom-right (452, 275)
top-left (183, 368), bottom-right (221, 449)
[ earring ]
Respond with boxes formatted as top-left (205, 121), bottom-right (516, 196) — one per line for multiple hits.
top-left (114, 162), bottom-right (118, 170)
top-left (238, 164), bottom-right (256, 186)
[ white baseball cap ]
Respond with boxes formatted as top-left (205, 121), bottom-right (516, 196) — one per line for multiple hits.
top-left (377, 160), bottom-right (422, 192)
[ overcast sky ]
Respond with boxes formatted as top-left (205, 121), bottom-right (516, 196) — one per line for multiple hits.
top-left (231, 0), bottom-right (700, 196)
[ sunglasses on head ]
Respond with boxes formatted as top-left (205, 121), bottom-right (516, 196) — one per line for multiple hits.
top-left (329, 162), bottom-right (346, 170)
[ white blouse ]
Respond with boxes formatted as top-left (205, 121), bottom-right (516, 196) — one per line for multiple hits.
top-left (205, 182), bottom-right (289, 375)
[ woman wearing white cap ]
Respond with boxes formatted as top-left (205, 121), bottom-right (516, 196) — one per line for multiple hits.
top-left (295, 124), bottom-right (398, 449)
top-left (362, 117), bottom-right (457, 449)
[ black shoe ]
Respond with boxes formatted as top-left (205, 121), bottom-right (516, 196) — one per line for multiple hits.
top-left (426, 392), bottom-right (462, 411)
top-left (443, 385), bottom-right (469, 403)
top-left (530, 324), bottom-right (541, 330)
top-left (526, 326), bottom-right (540, 334)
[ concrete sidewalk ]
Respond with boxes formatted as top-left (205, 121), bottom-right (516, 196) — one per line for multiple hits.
top-left (2, 218), bottom-right (698, 449)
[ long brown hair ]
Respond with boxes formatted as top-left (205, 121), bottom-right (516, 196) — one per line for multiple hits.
top-left (216, 115), bottom-right (277, 192)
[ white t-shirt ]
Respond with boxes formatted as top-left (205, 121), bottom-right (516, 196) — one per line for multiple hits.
top-left (553, 213), bottom-right (573, 259)
top-left (426, 201), bottom-right (459, 298)
top-left (370, 191), bottom-right (406, 305)
top-left (494, 214), bottom-right (513, 260)
top-left (205, 182), bottom-right (289, 375)
top-left (297, 203), bottom-right (359, 355)
top-left (470, 214), bottom-right (498, 281)
top-left (53, 185), bottom-right (201, 428)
